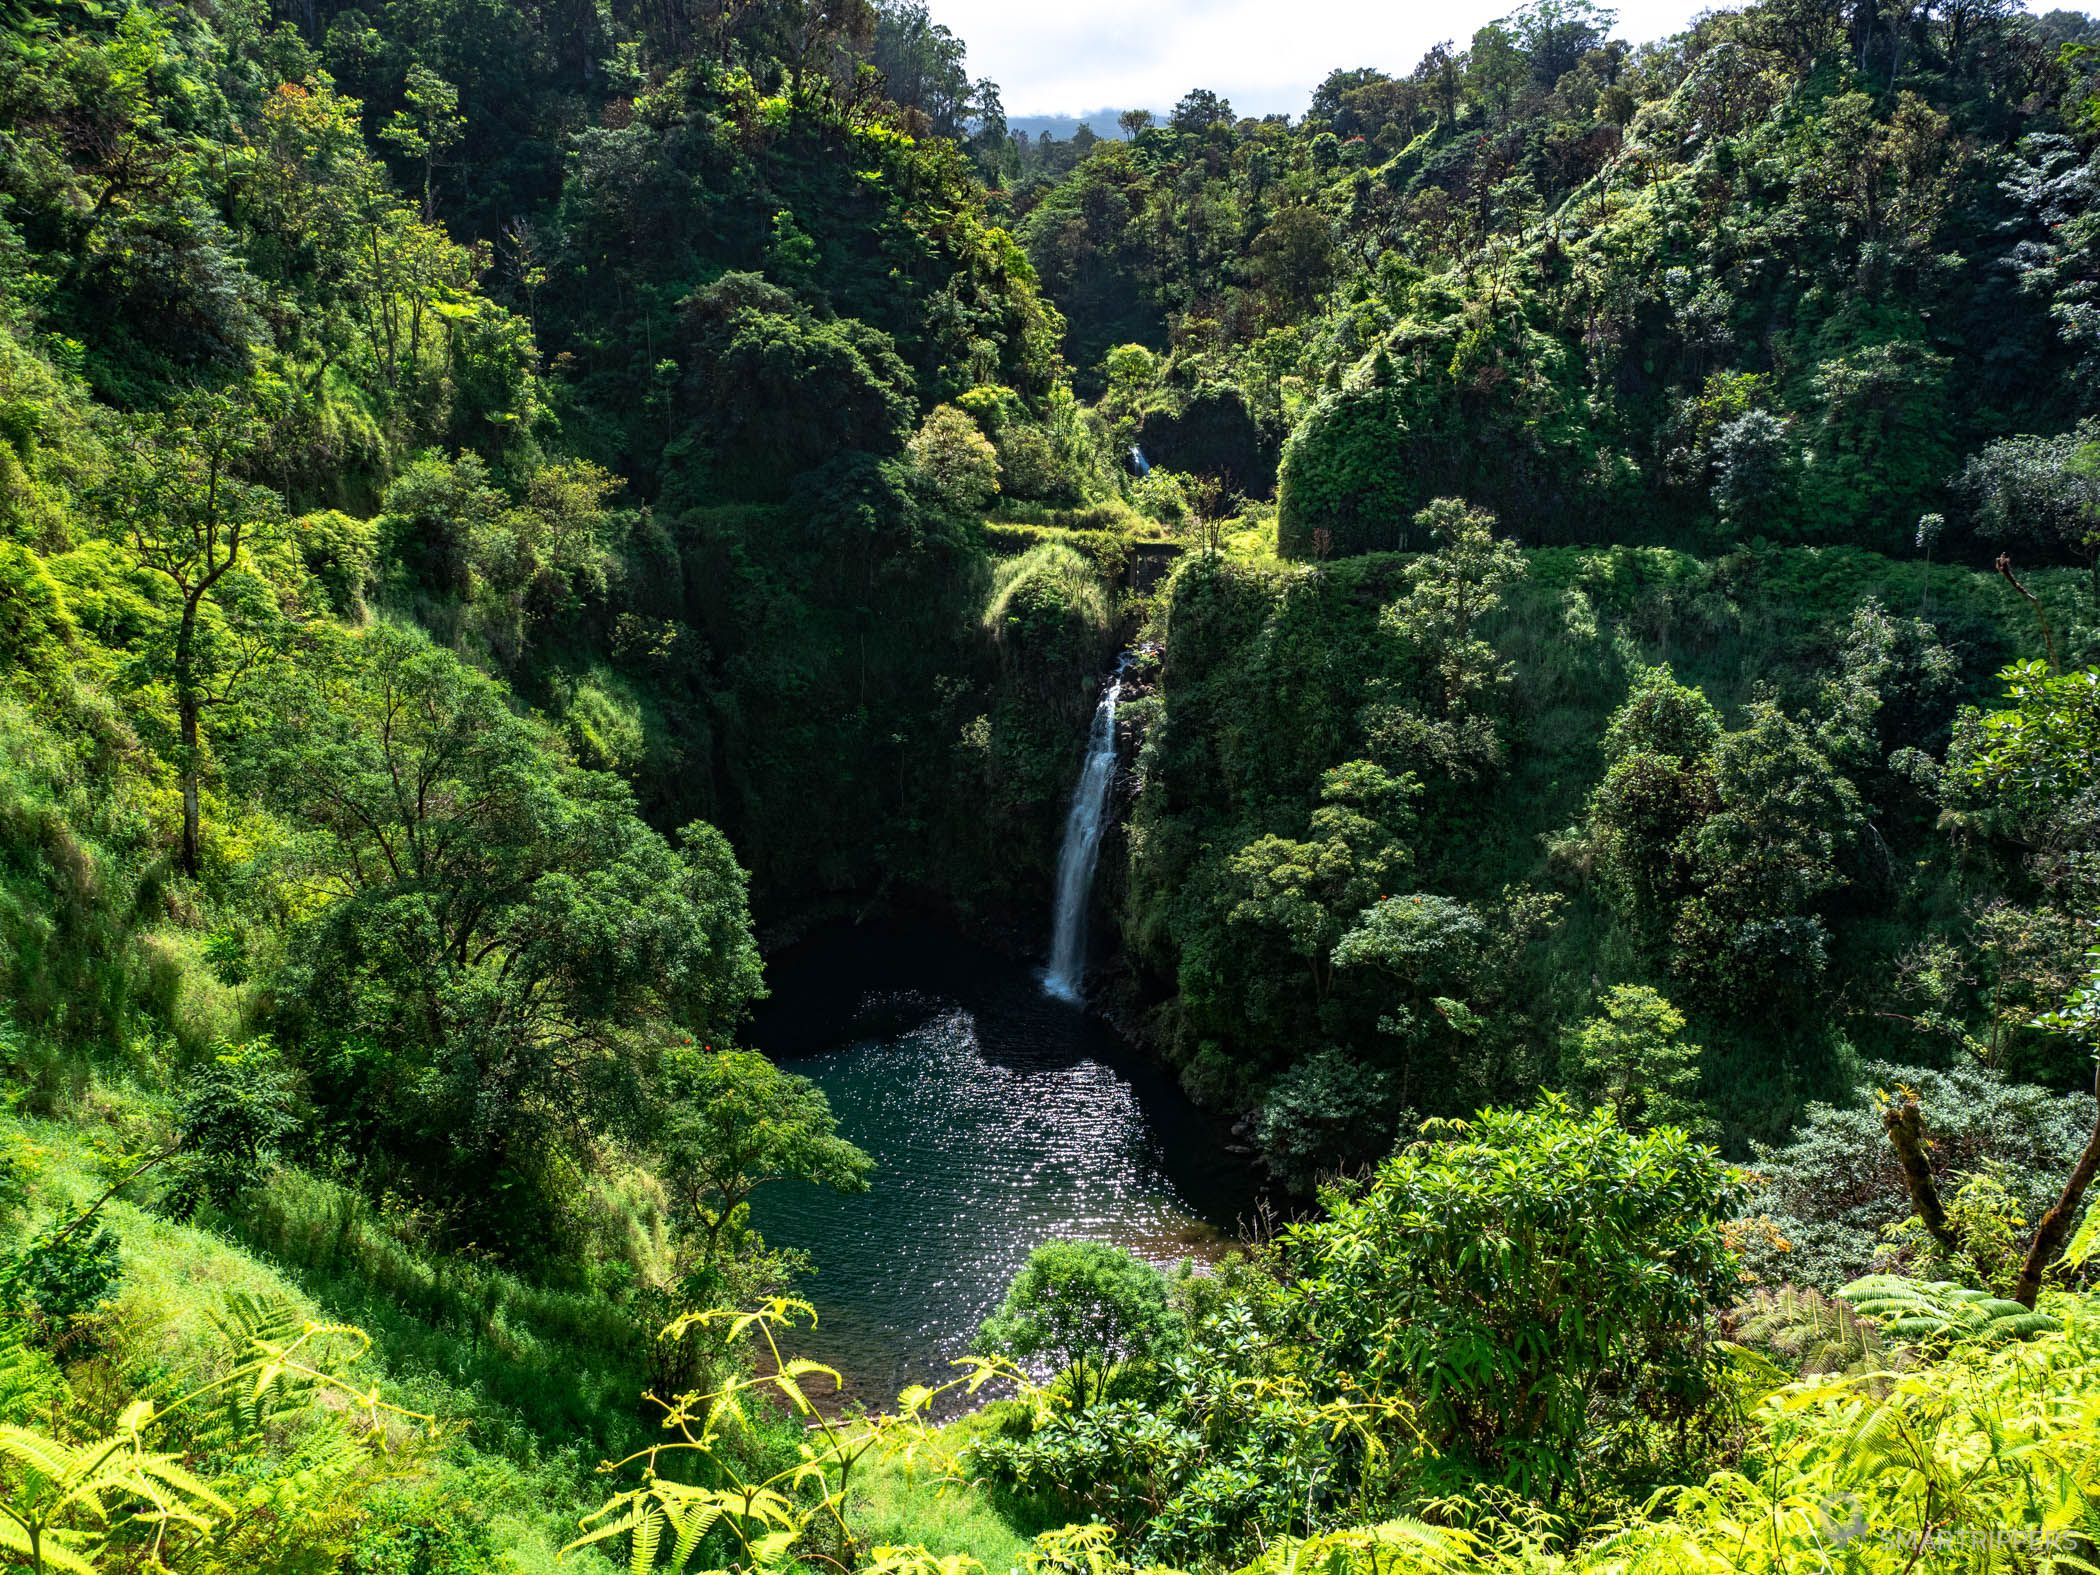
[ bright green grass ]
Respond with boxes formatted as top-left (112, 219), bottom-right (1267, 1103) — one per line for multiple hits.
top-left (2, 1102), bottom-right (615, 1572)
top-left (847, 1414), bottom-right (1037, 1573)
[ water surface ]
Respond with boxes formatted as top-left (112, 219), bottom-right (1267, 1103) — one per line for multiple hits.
top-left (748, 922), bottom-right (1258, 1408)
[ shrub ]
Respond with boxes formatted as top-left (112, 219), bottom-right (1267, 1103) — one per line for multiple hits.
top-left (1276, 386), bottom-right (1411, 559)
top-left (1253, 1049), bottom-right (1407, 1193)
top-left (976, 1240), bottom-right (1184, 1408)
top-left (1281, 1097), bottom-right (1748, 1498)
top-left (1746, 1061), bottom-right (2099, 1289)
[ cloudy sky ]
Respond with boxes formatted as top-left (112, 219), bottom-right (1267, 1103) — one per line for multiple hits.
top-left (927, 0), bottom-right (1725, 119)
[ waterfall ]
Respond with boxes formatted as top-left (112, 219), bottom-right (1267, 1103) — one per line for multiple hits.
top-left (1043, 657), bottom-right (1130, 1003)
top-left (1129, 444), bottom-right (1151, 477)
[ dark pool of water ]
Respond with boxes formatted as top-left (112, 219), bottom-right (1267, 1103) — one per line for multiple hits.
top-left (746, 921), bottom-right (1260, 1409)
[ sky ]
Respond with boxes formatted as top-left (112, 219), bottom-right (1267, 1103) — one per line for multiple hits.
top-left (926, 0), bottom-right (1727, 120)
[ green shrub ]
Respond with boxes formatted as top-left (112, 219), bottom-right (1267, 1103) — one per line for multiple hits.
top-left (1276, 386), bottom-right (1412, 559)
top-left (1282, 1097), bottom-right (1748, 1499)
top-left (976, 1241), bottom-right (1184, 1409)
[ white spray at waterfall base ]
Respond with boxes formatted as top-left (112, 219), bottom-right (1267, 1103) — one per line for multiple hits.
top-left (1043, 653), bottom-right (1134, 1002)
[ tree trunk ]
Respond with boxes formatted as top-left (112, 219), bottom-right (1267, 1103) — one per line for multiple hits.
top-left (177, 600), bottom-right (202, 879)
top-left (1882, 1093), bottom-right (1961, 1254)
top-left (2010, 1070), bottom-right (2100, 1310)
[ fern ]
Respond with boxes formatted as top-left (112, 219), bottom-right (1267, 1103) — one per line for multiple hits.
top-left (0, 1326), bottom-right (61, 1425)
top-left (0, 1411), bottom-right (234, 1575)
top-left (1838, 1274), bottom-right (2062, 1347)
top-left (1733, 1286), bottom-right (1887, 1374)
top-left (0, 1308), bottom-right (429, 1573)
top-left (2064, 1197), bottom-right (2100, 1272)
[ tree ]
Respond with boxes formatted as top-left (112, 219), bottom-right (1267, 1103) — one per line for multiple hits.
top-left (1674, 702), bottom-right (1863, 1005)
top-left (1506, 0), bottom-right (1618, 82)
top-left (1331, 892), bottom-right (1490, 1091)
top-left (1363, 499), bottom-right (1527, 785)
top-left (380, 63), bottom-right (465, 221)
top-left (103, 394), bottom-right (286, 878)
top-left (870, 0), bottom-right (984, 137)
top-left (908, 403), bottom-right (1000, 513)
top-left (1815, 597), bottom-right (1959, 777)
top-left (1466, 23), bottom-right (1531, 121)
top-left (1710, 409), bottom-right (1796, 535)
top-left (1959, 421), bottom-right (2100, 612)
top-left (1170, 89), bottom-right (1233, 133)
top-left (1927, 663), bottom-right (2100, 1308)
top-left (654, 1046), bottom-right (872, 1285)
top-left (976, 1241), bottom-right (1183, 1409)
top-left (164, 1038), bottom-right (302, 1219)
top-left (1281, 1098), bottom-right (1747, 1500)
top-left (1226, 760), bottom-right (1416, 1010)
top-left (243, 624), bottom-right (764, 1253)
top-left (1310, 67), bottom-right (1391, 122)
top-left (676, 274), bottom-right (916, 501)
top-left (1961, 663), bottom-right (2100, 817)
top-left (1588, 666), bottom-right (1722, 928)
top-left (1251, 205), bottom-right (1336, 316)
top-left (1880, 962), bottom-right (2100, 1312)
top-left (379, 450), bottom-right (506, 606)
top-left (1565, 985), bottom-right (1710, 1136)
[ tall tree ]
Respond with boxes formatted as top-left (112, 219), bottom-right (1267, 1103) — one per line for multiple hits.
top-left (103, 394), bottom-right (285, 878)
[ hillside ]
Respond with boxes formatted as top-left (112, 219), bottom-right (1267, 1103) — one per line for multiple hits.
top-left (2, 0), bottom-right (2100, 1571)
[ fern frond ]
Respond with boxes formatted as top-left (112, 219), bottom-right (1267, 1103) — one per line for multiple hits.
top-left (665, 1499), bottom-right (722, 1572)
top-left (0, 1518), bottom-right (98, 1575)
top-left (1839, 1275), bottom-right (2062, 1348)
top-left (628, 1502), bottom-right (662, 1575)
top-left (563, 1498), bottom-right (648, 1560)
top-left (2063, 1198), bottom-right (2100, 1270)
top-left (0, 1422), bottom-right (84, 1485)
top-left (129, 1451), bottom-right (235, 1517)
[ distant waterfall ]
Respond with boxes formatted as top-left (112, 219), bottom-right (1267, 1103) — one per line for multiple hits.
top-left (1043, 657), bottom-right (1130, 1002)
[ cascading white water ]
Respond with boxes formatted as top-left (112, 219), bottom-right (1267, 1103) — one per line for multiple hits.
top-left (1043, 657), bottom-right (1130, 1002)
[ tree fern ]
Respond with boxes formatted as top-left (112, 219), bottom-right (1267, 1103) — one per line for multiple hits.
top-left (1838, 1274), bottom-right (2062, 1346)
top-left (1733, 1286), bottom-right (1887, 1374)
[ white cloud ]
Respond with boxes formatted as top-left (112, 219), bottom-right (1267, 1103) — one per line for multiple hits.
top-left (928, 0), bottom-right (1722, 118)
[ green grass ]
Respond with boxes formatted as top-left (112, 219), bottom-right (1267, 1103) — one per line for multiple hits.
top-left (1, 1099), bottom-right (620, 1572)
top-left (847, 1414), bottom-right (1038, 1572)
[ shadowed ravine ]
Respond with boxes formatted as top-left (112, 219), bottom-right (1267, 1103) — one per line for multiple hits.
top-left (748, 922), bottom-right (1258, 1407)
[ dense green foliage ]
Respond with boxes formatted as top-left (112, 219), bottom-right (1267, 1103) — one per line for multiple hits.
top-left (4, 0), bottom-right (2100, 1567)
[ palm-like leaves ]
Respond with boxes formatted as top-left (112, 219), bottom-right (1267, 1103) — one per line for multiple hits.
top-left (0, 1406), bottom-right (233, 1574)
top-left (568, 1300), bottom-right (1033, 1575)
top-left (1839, 1274), bottom-right (2063, 1347)
top-left (1733, 1285), bottom-right (1887, 1374)
top-left (0, 1313), bottom-right (427, 1573)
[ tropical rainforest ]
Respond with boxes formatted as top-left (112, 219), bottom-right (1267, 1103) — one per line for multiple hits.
top-left (3, 0), bottom-right (2100, 1567)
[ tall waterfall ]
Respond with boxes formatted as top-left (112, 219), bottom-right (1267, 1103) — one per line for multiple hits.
top-left (1043, 656), bottom-right (1130, 1002)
